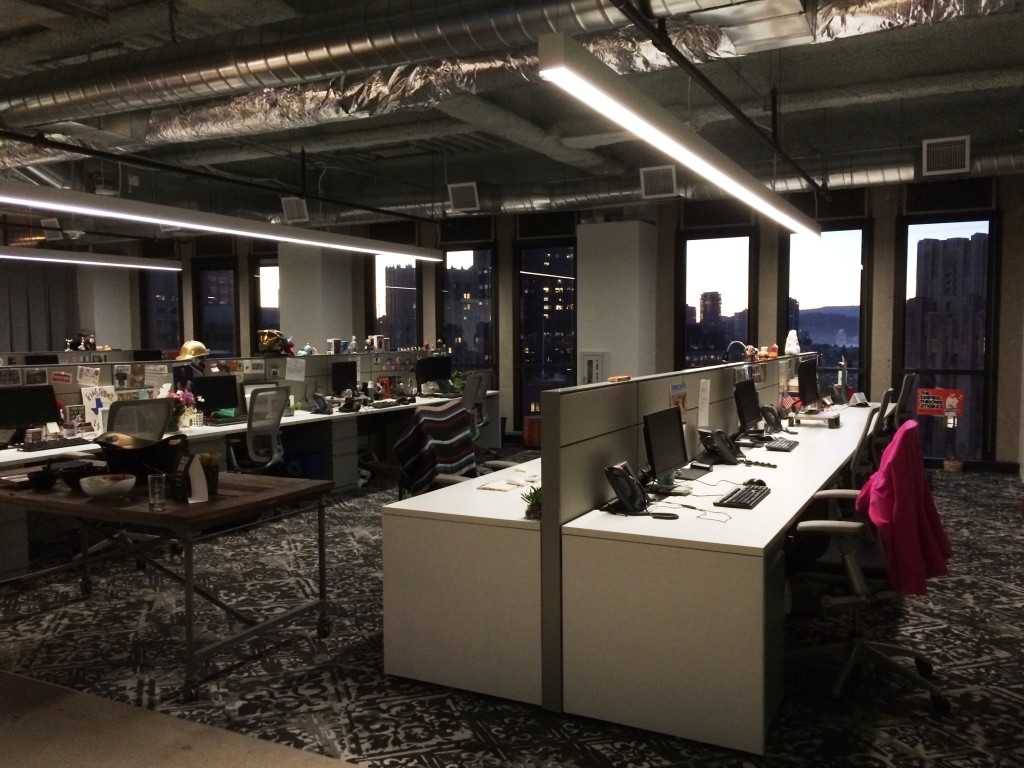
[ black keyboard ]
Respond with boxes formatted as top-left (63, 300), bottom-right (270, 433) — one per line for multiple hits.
top-left (765, 437), bottom-right (799, 452)
top-left (208, 416), bottom-right (248, 426)
top-left (714, 484), bottom-right (771, 509)
top-left (18, 436), bottom-right (91, 452)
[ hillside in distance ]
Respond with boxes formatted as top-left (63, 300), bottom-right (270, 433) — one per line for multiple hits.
top-left (798, 306), bottom-right (859, 346)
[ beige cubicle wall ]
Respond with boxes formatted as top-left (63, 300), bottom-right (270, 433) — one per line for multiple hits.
top-left (539, 355), bottom-right (796, 711)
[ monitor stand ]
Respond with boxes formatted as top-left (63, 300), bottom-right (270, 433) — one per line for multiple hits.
top-left (794, 410), bottom-right (841, 428)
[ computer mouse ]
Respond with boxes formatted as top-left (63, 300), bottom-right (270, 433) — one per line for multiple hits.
top-left (744, 478), bottom-right (767, 486)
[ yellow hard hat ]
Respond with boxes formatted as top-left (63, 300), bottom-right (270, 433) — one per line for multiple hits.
top-left (175, 340), bottom-right (209, 360)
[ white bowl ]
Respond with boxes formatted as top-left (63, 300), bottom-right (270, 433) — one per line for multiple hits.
top-left (79, 473), bottom-right (137, 499)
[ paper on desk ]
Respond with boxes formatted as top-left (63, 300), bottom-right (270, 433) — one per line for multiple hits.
top-left (478, 479), bottom-right (532, 492)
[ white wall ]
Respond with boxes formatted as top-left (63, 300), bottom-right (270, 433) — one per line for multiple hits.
top-left (278, 244), bottom-right (357, 352)
top-left (577, 220), bottom-right (657, 381)
top-left (76, 267), bottom-right (133, 350)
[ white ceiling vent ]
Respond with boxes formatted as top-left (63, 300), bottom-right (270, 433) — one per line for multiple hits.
top-left (921, 136), bottom-right (971, 177)
top-left (280, 196), bottom-right (310, 224)
top-left (640, 165), bottom-right (679, 199)
top-left (40, 217), bottom-right (63, 241)
top-left (447, 182), bottom-right (480, 212)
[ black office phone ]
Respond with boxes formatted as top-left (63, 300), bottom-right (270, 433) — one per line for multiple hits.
top-left (604, 461), bottom-right (649, 514)
top-left (698, 429), bottom-right (743, 465)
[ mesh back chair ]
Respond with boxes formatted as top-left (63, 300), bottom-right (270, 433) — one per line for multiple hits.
top-left (460, 370), bottom-right (490, 441)
top-left (790, 420), bottom-right (952, 715)
top-left (226, 386), bottom-right (290, 473)
top-left (106, 398), bottom-right (175, 442)
top-left (892, 372), bottom-right (918, 429)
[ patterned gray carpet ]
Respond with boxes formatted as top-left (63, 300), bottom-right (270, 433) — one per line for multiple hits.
top-left (2, 457), bottom-right (1023, 767)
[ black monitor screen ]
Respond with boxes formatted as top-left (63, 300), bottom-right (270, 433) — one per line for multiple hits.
top-left (23, 354), bottom-right (59, 365)
top-left (415, 355), bottom-right (452, 387)
top-left (190, 375), bottom-right (240, 415)
top-left (797, 357), bottom-right (822, 412)
top-left (0, 385), bottom-right (62, 441)
top-left (643, 407), bottom-right (688, 485)
top-left (132, 349), bottom-right (163, 361)
top-left (734, 378), bottom-right (762, 434)
top-left (330, 361), bottom-right (358, 396)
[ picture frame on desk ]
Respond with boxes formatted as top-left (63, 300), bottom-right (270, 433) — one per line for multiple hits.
top-left (0, 367), bottom-right (22, 386)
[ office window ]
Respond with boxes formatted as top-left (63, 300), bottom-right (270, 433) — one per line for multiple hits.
top-left (517, 243), bottom-right (576, 426)
top-left (443, 249), bottom-right (493, 368)
top-left (682, 235), bottom-right (750, 367)
top-left (788, 228), bottom-right (864, 391)
top-left (375, 255), bottom-right (418, 349)
top-left (140, 270), bottom-right (181, 356)
top-left (256, 264), bottom-right (280, 330)
top-left (903, 219), bottom-right (992, 461)
top-left (193, 261), bottom-right (237, 356)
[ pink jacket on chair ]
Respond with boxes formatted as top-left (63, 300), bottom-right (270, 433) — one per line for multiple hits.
top-left (855, 420), bottom-right (952, 595)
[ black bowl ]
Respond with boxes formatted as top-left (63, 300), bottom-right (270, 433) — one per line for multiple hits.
top-left (27, 470), bottom-right (58, 491)
top-left (57, 463), bottom-right (108, 493)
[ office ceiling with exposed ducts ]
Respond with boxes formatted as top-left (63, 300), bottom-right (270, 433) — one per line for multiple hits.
top-left (0, 0), bottom-right (1021, 251)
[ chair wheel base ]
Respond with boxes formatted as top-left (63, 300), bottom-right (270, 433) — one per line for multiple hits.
top-left (931, 693), bottom-right (951, 716)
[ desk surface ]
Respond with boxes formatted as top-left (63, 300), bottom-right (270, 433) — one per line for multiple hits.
top-left (384, 458), bottom-right (541, 530)
top-left (564, 407), bottom-right (871, 556)
top-left (0, 395), bottom-right (472, 470)
top-left (0, 473), bottom-right (333, 531)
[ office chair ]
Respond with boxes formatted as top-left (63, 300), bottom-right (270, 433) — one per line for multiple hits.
top-left (393, 398), bottom-right (515, 499)
top-left (226, 386), bottom-right (290, 473)
top-left (789, 420), bottom-right (952, 715)
top-left (868, 387), bottom-right (895, 469)
top-left (460, 370), bottom-right (491, 442)
top-left (891, 372), bottom-right (918, 429)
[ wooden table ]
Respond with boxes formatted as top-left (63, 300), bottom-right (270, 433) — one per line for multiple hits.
top-left (0, 473), bottom-right (334, 698)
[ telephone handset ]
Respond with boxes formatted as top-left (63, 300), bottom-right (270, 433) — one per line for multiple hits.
top-left (604, 461), bottom-right (650, 514)
top-left (699, 429), bottom-right (743, 465)
top-left (761, 404), bottom-right (783, 434)
top-left (309, 393), bottom-right (333, 415)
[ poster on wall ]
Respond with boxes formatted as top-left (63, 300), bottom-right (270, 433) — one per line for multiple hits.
top-left (81, 386), bottom-right (117, 431)
top-left (917, 388), bottom-right (964, 417)
top-left (0, 368), bottom-right (23, 386)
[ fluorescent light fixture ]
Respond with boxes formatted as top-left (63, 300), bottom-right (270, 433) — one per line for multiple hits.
top-left (0, 245), bottom-right (181, 271)
top-left (538, 33), bottom-right (821, 237)
top-left (0, 180), bottom-right (443, 262)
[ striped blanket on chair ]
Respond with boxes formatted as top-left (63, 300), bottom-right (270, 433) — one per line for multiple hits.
top-left (393, 399), bottom-right (477, 497)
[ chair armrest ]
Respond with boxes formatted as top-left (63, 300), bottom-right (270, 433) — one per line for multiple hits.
top-left (481, 460), bottom-right (518, 470)
top-left (813, 489), bottom-right (859, 501)
top-left (795, 519), bottom-right (864, 537)
top-left (433, 473), bottom-right (472, 487)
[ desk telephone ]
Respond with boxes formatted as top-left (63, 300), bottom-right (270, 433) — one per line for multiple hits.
top-left (699, 429), bottom-right (743, 465)
top-left (604, 461), bottom-right (650, 514)
top-left (308, 393), bottom-right (333, 415)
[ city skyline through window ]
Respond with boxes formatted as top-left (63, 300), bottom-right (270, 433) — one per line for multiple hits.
top-left (683, 235), bottom-right (749, 367)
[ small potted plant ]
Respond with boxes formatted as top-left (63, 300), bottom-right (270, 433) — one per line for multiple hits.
top-left (521, 485), bottom-right (542, 520)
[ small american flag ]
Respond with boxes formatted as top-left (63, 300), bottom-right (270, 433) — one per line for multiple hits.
top-left (780, 394), bottom-right (797, 412)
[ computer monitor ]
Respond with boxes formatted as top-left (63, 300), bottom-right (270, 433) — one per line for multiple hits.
top-left (23, 354), bottom-right (59, 365)
top-left (330, 360), bottom-right (358, 396)
top-left (642, 406), bottom-right (688, 488)
top-left (797, 357), bottom-right (823, 412)
top-left (0, 385), bottom-right (62, 444)
top-left (190, 375), bottom-right (240, 415)
top-left (734, 378), bottom-right (762, 435)
top-left (415, 355), bottom-right (453, 390)
top-left (131, 349), bottom-right (163, 361)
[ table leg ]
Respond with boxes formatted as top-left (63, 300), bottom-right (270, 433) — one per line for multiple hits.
top-left (76, 520), bottom-right (92, 596)
top-left (316, 495), bottom-right (332, 638)
top-left (181, 532), bottom-right (197, 699)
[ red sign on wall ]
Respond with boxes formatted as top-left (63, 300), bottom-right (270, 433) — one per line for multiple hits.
top-left (916, 388), bottom-right (964, 417)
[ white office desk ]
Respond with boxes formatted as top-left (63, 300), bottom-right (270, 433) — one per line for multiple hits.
top-left (382, 459), bottom-right (542, 704)
top-left (561, 408), bottom-right (870, 754)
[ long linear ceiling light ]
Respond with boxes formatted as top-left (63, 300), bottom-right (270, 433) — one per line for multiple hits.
top-left (0, 180), bottom-right (443, 262)
top-left (0, 245), bottom-right (182, 271)
top-left (538, 33), bottom-right (821, 237)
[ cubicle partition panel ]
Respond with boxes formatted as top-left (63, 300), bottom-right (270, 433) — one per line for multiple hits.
top-left (539, 358), bottom-right (791, 713)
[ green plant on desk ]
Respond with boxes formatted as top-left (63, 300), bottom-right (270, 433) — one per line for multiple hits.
top-left (521, 485), bottom-right (542, 520)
